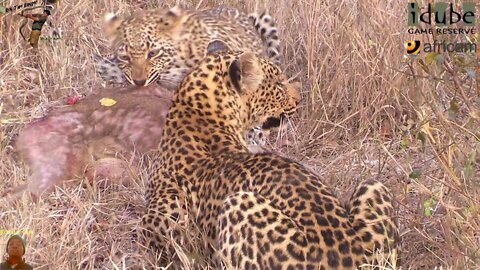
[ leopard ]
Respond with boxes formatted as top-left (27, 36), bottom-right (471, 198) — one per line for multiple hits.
top-left (96, 6), bottom-right (280, 87)
top-left (141, 42), bottom-right (399, 269)
top-left (95, 6), bottom-right (283, 148)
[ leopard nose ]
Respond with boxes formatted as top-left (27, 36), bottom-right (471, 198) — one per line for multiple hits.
top-left (133, 79), bottom-right (146, 86)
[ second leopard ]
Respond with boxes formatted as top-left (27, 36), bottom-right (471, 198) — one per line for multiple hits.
top-left (97, 6), bottom-right (280, 87)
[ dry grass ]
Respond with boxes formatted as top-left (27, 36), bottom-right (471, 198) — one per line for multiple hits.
top-left (0, 0), bottom-right (479, 269)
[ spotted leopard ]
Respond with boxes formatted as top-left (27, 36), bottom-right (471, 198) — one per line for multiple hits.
top-left (96, 6), bottom-right (280, 87)
top-left (141, 44), bottom-right (399, 269)
top-left (95, 6), bottom-right (282, 147)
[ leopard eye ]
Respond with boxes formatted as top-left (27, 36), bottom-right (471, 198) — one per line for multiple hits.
top-left (148, 49), bottom-right (162, 59)
top-left (118, 54), bottom-right (130, 62)
top-left (277, 82), bottom-right (285, 90)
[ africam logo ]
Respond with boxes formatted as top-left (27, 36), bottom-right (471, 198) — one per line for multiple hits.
top-left (405, 40), bottom-right (477, 55)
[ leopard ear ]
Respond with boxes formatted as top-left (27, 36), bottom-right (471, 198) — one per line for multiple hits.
top-left (104, 12), bottom-right (123, 43)
top-left (229, 52), bottom-right (264, 94)
top-left (229, 60), bottom-right (242, 93)
top-left (206, 40), bottom-right (229, 56)
top-left (148, 6), bottom-right (185, 31)
top-left (166, 6), bottom-right (182, 17)
top-left (153, 6), bottom-right (184, 28)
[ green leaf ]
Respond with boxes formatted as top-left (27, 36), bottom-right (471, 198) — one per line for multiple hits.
top-left (425, 52), bottom-right (439, 65)
top-left (409, 169), bottom-right (422, 179)
top-left (470, 110), bottom-right (480, 120)
top-left (467, 152), bottom-right (476, 163)
top-left (417, 59), bottom-right (430, 73)
top-left (465, 205), bottom-right (476, 216)
top-left (464, 152), bottom-right (476, 180)
top-left (449, 98), bottom-right (459, 113)
top-left (400, 137), bottom-right (409, 149)
top-left (464, 163), bottom-right (474, 180)
top-left (423, 198), bottom-right (436, 217)
top-left (448, 98), bottom-right (459, 119)
top-left (417, 131), bottom-right (426, 146)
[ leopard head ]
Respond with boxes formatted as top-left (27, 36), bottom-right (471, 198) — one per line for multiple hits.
top-left (104, 7), bottom-right (190, 87)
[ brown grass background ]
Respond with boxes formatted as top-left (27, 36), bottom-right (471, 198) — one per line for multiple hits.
top-left (0, 0), bottom-right (479, 269)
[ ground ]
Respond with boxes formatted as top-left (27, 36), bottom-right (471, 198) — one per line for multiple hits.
top-left (0, 0), bottom-right (478, 269)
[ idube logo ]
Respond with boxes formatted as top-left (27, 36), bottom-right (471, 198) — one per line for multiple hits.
top-left (407, 2), bottom-right (476, 34)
